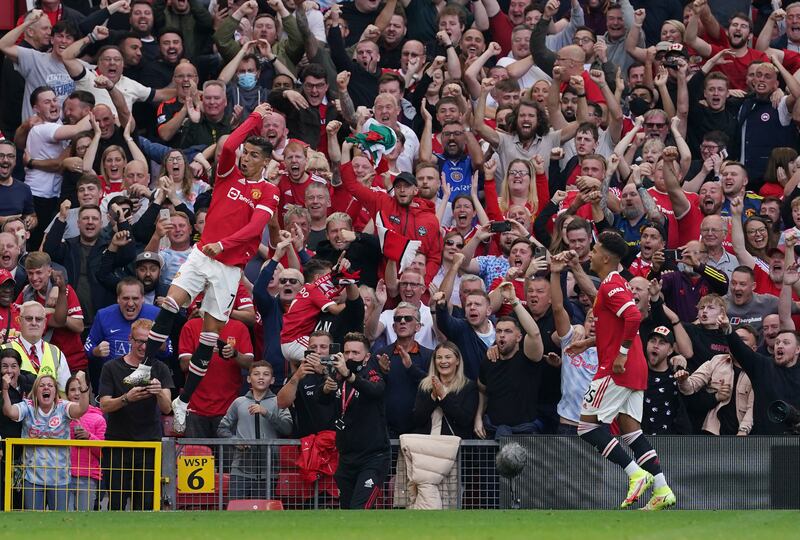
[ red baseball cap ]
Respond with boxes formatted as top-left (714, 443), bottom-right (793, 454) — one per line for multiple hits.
top-left (0, 269), bottom-right (14, 285)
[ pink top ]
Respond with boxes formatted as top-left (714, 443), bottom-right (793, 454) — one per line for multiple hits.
top-left (69, 405), bottom-right (106, 480)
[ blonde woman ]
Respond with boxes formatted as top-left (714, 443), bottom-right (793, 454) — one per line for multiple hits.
top-left (2, 370), bottom-right (89, 511)
top-left (497, 158), bottom-right (548, 217)
top-left (413, 342), bottom-right (478, 439)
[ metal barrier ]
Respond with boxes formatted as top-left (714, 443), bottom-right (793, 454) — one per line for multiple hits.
top-left (166, 438), bottom-right (500, 511)
top-left (3, 439), bottom-right (162, 512)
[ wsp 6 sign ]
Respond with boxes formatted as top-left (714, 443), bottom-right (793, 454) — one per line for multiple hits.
top-left (177, 455), bottom-right (215, 493)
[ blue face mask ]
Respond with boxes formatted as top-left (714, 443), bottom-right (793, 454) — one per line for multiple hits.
top-left (238, 72), bottom-right (257, 90)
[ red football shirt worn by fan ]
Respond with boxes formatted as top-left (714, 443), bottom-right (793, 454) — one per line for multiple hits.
top-left (196, 112), bottom-right (281, 268)
top-left (180, 317), bottom-right (253, 417)
top-left (280, 273), bottom-right (344, 344)
top-left (592, 272), bottom-right (647, 390)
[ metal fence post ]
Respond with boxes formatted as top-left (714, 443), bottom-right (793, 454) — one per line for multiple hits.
top-left (218, 444), bottom-right (225, 511)
top-left (161, 438), bottom-right (177, 510)
top-left (266, 445), bottom-right (273, 501)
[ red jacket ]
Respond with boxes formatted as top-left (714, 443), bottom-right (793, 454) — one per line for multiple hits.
top-left (340, 162), bottom-right (443, 284)
top-left (296, 430), bottom-right (339, 497)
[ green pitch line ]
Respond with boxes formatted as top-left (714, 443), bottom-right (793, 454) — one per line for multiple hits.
top-left (0, 510), bottom-right (796, 540)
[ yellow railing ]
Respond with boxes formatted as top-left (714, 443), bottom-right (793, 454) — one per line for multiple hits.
top-left (3, 438), bottom-right (162, 512)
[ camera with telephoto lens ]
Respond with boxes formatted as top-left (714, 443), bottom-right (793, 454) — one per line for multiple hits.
top-left (319, 343), bottom-right (341, 377)
top-left (768, 400), bottom-right (800, 434)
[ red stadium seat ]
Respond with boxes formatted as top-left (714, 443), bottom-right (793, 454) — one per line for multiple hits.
top-left (227, 499), bottom-right (284, 511)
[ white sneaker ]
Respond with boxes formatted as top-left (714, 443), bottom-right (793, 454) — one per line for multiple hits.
top-left (172, 397), bottom-right (188, 434)
top-left (123, 364), bottom-right (152, 387)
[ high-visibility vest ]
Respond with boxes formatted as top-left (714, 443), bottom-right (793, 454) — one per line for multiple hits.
top-left (2, 340), bottom-right (62, 379)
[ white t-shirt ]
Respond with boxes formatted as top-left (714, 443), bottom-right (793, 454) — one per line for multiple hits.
top-left (16, 48), bottom-right (77, 122)
top-left (378, 305), bottom-right (436, 350)
top-left (75, 68), bottom-right (154, 116)
top-left (495, 56), bottom-right (552, 93)
top-left (25, 122), bottom-right (68, 198)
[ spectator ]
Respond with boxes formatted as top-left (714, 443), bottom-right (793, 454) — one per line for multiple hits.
top-left (0, 233), bottom-right (26, 295)
top-left (85, 277), bottom-right (169, 391)
top-left (374, 302), bottom-right (432, 437)
top-left (641, 326), bottom-right (691, 435)
top-left (475, 294), bottom-right (545, 439)
top-left (180, 312), bottom-right (254, 438)
top-left (432, 288), bottom-right (494, 381)
top-left (16, 252), bottom-right (85, 373)
top-left (726, 265), bottom-right (779, 336)
top-left (675, 325), bottom-right (755, 437)
top-left (412, 341), bottom-right (479, 438)
top-left (178, 80), bottom-right (231, 149)
top-left (367, 270), bottom-right (436, 350)
top-left (3, 300), bottom-right (70, 391)
top-left (217, 361), bottom-right (292, 499)
top-left (0, 349), bottom-right (35, 509)
top-left (1, 370), bottom-right (89, 511)
top-left (97, 319), bottom-right (173, 511)
top-left (66, 374), bottom-right (106, 511)
top-left (44, 203), bottom-right (111, 322)
top-left (0, 140), bottom-right (35, 226)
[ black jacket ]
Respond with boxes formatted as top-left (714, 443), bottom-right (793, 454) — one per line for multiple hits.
top-left (268, 90), bottom-right (341, 150)
top-left (413, 380), bottom-right (479, 439)
top-left (313, 234), bottom-right (381, 289)
top-left (43, 218), bottom-right (112, 312)
top-left (318, 359), bottom-right (389, 463)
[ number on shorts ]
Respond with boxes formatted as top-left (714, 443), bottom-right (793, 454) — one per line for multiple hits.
top-left (584, 386), bottom-right (597, 404)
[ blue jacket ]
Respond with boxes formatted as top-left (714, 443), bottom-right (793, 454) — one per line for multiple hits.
top-left (252, 259), bottom-right (287, 386)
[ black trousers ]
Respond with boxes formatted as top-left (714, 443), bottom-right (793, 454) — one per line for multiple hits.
top-left (104, 447), bottom-right (156, 511)
top-left (30, 196), bottom-right (59, 251)
top-left (334, 452), bottom-right (389, 509)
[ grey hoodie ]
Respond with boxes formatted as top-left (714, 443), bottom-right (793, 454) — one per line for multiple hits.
top-left (217, 390), bottom-right (292, 478)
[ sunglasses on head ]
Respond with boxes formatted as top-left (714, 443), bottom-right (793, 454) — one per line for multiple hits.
top-left (279, 278), bottom-right (300, 285)
top-left (393, 315), bottom-right (417, 323)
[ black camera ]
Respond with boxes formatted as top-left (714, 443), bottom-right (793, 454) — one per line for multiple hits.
top-left (768, 400), bottom-right (800, 434)
top-left (319, 343), bottom-right (341, 377)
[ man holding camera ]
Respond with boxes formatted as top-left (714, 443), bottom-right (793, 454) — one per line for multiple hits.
top-left (318, 332), bottom-right (388, 510)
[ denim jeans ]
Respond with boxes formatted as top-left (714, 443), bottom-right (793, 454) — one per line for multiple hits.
top-left (22, 480), bottom-right (69, 511)
top-left (69, 476), bottom-right (98, 511)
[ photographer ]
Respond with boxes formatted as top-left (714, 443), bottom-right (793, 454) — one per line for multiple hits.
top-left (318, 332), bottom-right (389, 510)
top-left (275, 331), bottom-right (336, 437)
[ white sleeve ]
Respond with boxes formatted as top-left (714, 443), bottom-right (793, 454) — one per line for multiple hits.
top-left (56, 352), bottom-right (71, 392)
top-left (778, 96), bottom-right (792, 126)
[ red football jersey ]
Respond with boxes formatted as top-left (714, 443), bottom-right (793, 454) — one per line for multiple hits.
top-left (180, 317), bottom-right (252, 417)
top-left (648, 188), bottom-right (699, 249)
top-left (592, 272), bottom-right (647, 390)
top-left (197, 112), bottom-right (281, 268)
top-left (280, 273), bottom-right (343, 344)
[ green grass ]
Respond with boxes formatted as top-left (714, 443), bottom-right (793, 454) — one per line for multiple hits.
top-left (0, 511), bottom-right (797, 540)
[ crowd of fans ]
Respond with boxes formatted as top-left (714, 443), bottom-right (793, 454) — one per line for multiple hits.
top-left (1, 0), bottom-right (800, 510)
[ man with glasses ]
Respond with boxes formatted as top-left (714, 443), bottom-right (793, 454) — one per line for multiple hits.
top-left (367, 270), bottom-right (436, 350)
top-left (268, 63), bottom-right (338, 151)
top-left (374, 302), bottom-right (432, 437)
top-left (420, 117), bottom-right (483, 201)
top-left (683, 131), bottom-right (731, 190)
top-left (3, 301), bottom-right (69, 391)
top-left (659, 240), bottom-right (729, 323)
top-left (0, 140), bottom-right (35, 227)
top-left (700, 214), bottom-right (739, 280)
top-left (98, 318), bottom-right (173, 511)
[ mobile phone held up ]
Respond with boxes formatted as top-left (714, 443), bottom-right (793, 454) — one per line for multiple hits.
top-left (489, 220), bottom-right (512, 233)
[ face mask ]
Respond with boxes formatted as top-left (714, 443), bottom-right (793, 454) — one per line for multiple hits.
top-left (238, 72), bottom-right (257, 90)
top-left (629, 97), bottom-right (651, 116)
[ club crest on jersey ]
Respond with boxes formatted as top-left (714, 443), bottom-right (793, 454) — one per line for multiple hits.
top-left (417, 226), bottom-right (428, 236)
top-left (251, 189), bottom-right (262, 200)
top-left (451, 171), bottom-right (463, 182)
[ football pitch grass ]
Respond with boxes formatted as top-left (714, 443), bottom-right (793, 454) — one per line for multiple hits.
top-left (0, 510), bottom-right (796, 540)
